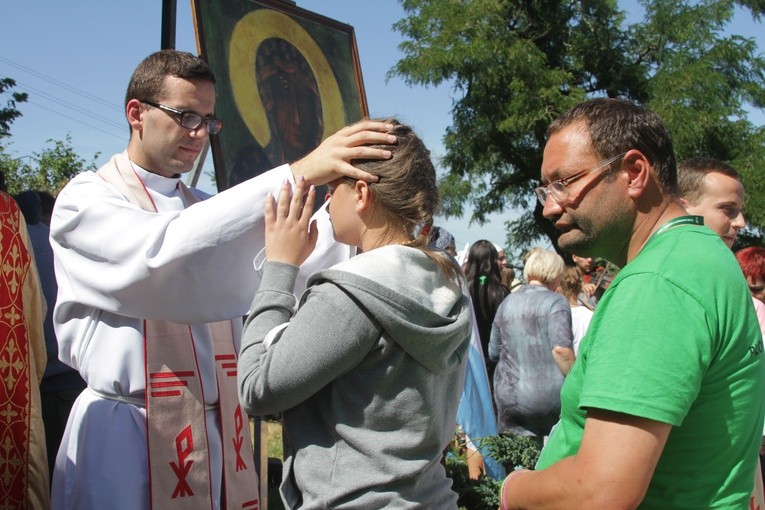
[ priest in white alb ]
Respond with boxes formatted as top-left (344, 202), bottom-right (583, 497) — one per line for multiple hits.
top-left (49, 49), bottom-right (394, 510)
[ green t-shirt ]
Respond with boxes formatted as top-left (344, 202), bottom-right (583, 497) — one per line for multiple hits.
top-left (537, 223), bottom-right (765, 508)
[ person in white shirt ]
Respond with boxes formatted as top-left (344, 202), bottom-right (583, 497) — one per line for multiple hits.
top-left (49, 49), bottom-right (395, 510)
top-left (557, 265), bottom-right (593, 356)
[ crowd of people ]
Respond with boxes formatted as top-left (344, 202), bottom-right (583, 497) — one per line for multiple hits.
top-left (2, 48), bottom-right (765, 510)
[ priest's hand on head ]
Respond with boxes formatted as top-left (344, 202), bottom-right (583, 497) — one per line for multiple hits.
top-left (264, 177), bottom-right (318, 267)
top-left (289, 119), bottom-right (395, 186)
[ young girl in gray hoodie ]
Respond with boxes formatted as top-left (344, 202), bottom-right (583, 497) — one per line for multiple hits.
top-left (238, 119), bottom-right (472, 509)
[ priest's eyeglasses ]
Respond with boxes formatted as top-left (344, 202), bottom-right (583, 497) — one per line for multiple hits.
top-left (140, 100), bottom-right (223, 135)
top-left (535, 152), bottom-right (627, 205)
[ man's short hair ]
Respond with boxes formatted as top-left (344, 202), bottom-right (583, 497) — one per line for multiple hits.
top-left (125, 50), bottom-right (216, 109)
top-left (548, 98), bottom-right (677, 196)
top-left (677, 157), bottom-right (740, 205)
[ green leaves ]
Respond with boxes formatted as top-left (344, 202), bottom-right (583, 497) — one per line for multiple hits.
top-left (392, 0), bottom-right (765, 250)
top-left (0, 77), bottom-right (28, 139)
top-left (1, 135), bottom-right (98, 195)
top-left (0, 76), bottom-right (98, 196)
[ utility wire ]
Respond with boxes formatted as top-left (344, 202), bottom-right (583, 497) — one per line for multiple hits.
top-left (16, 80), bottom-right (125, 131)
top-left (0, 57), bottom-right (125, 140)
top-left (25, 100), bottom-right (124, 141)
top-left (0, 56), bottom-right (122, 113)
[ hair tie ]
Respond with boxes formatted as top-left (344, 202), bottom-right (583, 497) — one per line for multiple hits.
top-left (479, 275), bottom-right (487, 285)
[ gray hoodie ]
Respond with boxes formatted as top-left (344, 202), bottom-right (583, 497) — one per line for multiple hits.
top-left (239, 245), bottom-right (472, 509)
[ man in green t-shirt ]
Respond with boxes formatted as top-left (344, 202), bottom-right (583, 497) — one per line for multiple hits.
top-left (500, 98), bottom-right (765, 509)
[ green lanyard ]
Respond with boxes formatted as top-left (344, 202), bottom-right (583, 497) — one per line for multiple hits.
top-left (651, 215), bottom-right (704, 239)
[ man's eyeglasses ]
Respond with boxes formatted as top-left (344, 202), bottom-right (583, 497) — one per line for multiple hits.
top-left (535, 152), bottom-right (627, 205)
top-left (140, 100), bottom-right (223, 135)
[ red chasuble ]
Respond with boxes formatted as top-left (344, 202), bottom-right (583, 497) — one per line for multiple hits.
top-left (0, 194), bottom-right (34, 508)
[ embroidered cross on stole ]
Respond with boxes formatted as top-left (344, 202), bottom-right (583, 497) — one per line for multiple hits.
top-left (98, 152), bottom-right (259, 510)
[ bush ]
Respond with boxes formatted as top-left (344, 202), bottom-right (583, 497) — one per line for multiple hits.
top-left (480, 433), bottom-right (542, 472)
top-left (446, 432), bottom-right (542, 510)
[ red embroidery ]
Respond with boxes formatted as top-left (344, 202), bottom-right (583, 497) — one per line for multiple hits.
top-left (242, 499), bottom-right (259, 509)
top-left (150, 371), bottom-right (195, 398)
top-left (0, 196), bottom-right (32, 507)
top-left (233, 405), bottom-right (247, 472)
top-left (170, 425), bottom-right (195, 498)
top-left (222, 363), bottom-right (237, 377)
top-left (216, 354), bottom-right (238, 377)
top-left (752, 495), bottom-right (761, 510)
top-left (151, 371), bottom-right (196, 378)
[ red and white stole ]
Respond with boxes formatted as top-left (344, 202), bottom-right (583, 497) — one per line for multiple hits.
top-left (0, 194), bottom-right (33, 509)
top-left (98, 152), bottom-right (259, 510)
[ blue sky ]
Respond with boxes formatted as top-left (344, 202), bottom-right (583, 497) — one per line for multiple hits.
top-left (1, 1), bottom-right (763, 259)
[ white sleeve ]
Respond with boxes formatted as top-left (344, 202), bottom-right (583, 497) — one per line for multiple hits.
top-left (51, 164), bottom-right (342, 323)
